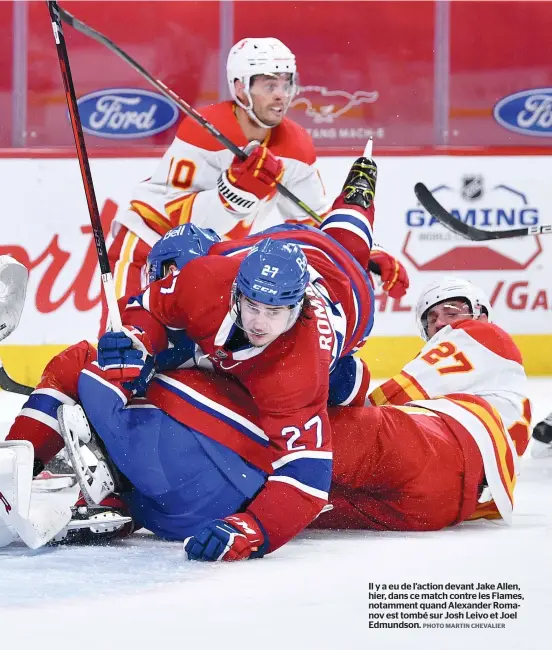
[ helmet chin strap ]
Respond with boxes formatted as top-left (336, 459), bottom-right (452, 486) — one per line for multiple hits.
top-left (235, 76), bottom-right (294, 130)
top-left (235, 93), bottom-right (276, 130)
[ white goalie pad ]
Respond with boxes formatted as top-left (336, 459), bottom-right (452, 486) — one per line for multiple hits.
top-left (0, 255), bottom-right (29, 344)
top-left (0, 441), bottom-right (72, 549)
top-left (57, 404), bottom-right (116, 505)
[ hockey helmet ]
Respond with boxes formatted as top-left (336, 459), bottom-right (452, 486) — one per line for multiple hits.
top-left (415, 276), bottom-right (492, 341)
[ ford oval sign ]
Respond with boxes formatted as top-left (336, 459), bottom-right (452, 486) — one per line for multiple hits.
top-left (76, 88), bottom-right (179, 139)
top-left (493, 88), bottom-right (552, 137)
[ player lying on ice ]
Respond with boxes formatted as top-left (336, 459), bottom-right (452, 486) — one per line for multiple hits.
top-left (1, 273), bottom-right (530, 558)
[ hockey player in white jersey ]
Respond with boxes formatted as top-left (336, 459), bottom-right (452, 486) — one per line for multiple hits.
top-left (355, 276), bottom-right (532, 524)
top-left (104, 37), bottom-right (328, 331)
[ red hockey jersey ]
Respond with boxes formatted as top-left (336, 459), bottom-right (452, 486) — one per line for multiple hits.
top-left (121, 227), bottom-right (374, 552)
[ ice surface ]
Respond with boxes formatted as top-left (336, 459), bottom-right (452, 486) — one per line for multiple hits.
top-left (0, 381), bottom-right (551, 650)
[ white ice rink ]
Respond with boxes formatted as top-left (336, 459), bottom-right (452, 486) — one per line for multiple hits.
top-left (1, 380), bottom-right (551, 650)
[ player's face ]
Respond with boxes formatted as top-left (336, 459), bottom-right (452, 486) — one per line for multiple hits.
top-left (240, 296), bottom-right (292, 346)
top-left (248, 74), bottom-right (295, 126)
top-left (425, 299), bottom-right (474, 339)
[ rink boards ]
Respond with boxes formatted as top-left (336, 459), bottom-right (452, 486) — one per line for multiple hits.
top-left (0, 153), bottom-right (551, 385)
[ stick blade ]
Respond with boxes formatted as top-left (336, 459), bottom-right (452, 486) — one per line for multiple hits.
top-left (415, 183), bottom-right (493, 241)
top-left (414, 183), bottom-right (533, 241)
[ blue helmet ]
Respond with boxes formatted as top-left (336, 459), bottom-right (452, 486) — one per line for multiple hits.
top-left (235, 238), bottom-right (309, 307)
top-left (146, 224), bottom-right (221, 284)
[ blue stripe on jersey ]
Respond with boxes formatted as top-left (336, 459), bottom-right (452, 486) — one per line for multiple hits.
top-left (24, 393), bottom-right (64, 420)
top-left (127, 294), bottom-right (146, 308)
top-left (273, 457), bottom-right (332, 494)
top-left (357, 277), bottom-right (375, 343)
top-left (321, 212), bottom-right (373, 248)
top-left (153, 375), bottom-right (270, 448)
top-left (328, 355), bottom-right (360, 406)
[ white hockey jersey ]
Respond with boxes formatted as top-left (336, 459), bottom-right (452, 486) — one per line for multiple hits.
top-left (114, 101), bottom-right (329, 246)
top-left (369, 318), bottom-right (532, 523)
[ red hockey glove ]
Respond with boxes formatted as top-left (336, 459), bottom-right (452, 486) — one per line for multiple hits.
top-left (184, 513), bottom-right (267, 562)
top-left (218, 145), bottom-right (284, 214)
top-left (370, 248), bottom-right (410, 299)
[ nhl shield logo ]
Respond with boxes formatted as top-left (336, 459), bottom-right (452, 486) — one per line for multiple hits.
top-left (461, 175), bottom-right (484, 201)
top-left (215, 349), bottom-right (228, 359)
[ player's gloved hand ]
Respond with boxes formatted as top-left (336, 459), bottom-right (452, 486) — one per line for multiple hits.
top-left (370, 248), bottom-right (410, 299)
top-left (217, 144), bottom-right (284, 214)
top-left (97, 327), bottom-right (154, 381)
top-left (184, 513), bottom-right (267, 562)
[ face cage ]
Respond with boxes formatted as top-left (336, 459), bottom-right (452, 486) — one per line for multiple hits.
top-left (235, 73), bottom-right (298, 129)
top-left (421, 298), bottom-right (477, 339)
top-left (229, 284), bottom-right (304, 337)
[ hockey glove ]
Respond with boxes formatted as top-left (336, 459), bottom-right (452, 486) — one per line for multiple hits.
top-left (370, 248), bottom-right (410, 299)
top-left (217, 145), bottom-right (284, 214)
top-left (184, 513), bottom-right (267, 562)
top-left (97, 327), bottom-right (154, 382)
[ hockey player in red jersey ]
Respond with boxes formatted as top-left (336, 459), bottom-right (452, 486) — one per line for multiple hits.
top-left (1, 159), bottom-right (380, 556)
top-left (105, 37), bottom-right (328, 330)
top-left (111, 235), bottom-right (372, 555)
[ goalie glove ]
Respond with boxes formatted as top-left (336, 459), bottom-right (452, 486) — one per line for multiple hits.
top-left (217, 144), bottom-right (284, 215)
top-left (184, 513), bottom-right (268, 562)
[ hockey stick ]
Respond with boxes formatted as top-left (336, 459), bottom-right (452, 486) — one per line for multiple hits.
top-left (57, 6), bottom-right (322, 225)
top-left (414, 182), bottom-right (552, 241)
top-left (47, 1), bottom-right (122, 331)
top-left (55, 7), bottom-right (385, 274)
top-left (0, 360), bottom-right (33, 396)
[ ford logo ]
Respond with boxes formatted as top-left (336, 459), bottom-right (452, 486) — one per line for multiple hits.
top-left (76, 88), bottom-right (179, 139)
top-left (494, 88), bottom-right (552, 137)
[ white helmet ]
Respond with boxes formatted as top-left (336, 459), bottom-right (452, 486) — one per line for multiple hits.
top-left (227, 37), bottom-right (297, 128)
top-left (415, 276), bottom-right (492, 341)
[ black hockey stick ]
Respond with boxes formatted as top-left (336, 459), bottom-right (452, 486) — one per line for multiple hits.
top-left (57, 7), bottom-right (385, 275)
top-left (414, 182), bottom-right (552, 241)
top-left (47, 1), bottom-right (122, 331)
top-left (57, 5), bottom-right (326, 225)
top-left (0, 360), bottom-right (34, 396)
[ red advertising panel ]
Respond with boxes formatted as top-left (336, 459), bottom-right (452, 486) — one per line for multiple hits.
top-left (25, 0), bottom-right (221, 147)
top-left (0, 1), bottom-right (14, 148)
top-left (235, 0), bottom-right (436, 150)
top-left (449, 0), bottom-right (552, 146)
top-left (1, 1), bottom-right (551, 151)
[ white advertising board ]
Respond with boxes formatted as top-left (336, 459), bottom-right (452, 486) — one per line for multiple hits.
top-left (1, 155), bottom-right (551, 348)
